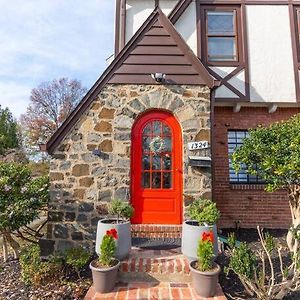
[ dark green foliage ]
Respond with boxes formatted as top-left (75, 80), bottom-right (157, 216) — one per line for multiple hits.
top-left (232, 114), bottom-right (300, 192)
top-left (0, 105), bottom-right (20, 155)
top-left (226, 242), bottom-right (257, 280)
top-left (109, 199), bottom-right (134, 222)
top-left (264, 232), bottom-right (275, 253)
top-left (99, 235), bottom-right (116, 267)
top-left (187, 198), bottom-right (220, 225)
top-left (64, 247), bottom-right (91, 278)
top-left (19, 244), bottom-right (61, 286)
top-left (0, 162), bottom-right (49, 232)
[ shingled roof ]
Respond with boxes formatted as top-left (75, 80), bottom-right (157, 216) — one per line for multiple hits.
top-left (45, 7), bottom-right (215, 154)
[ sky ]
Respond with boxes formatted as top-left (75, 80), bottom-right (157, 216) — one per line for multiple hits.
top-left (0, 0), bottom-right (115, 119)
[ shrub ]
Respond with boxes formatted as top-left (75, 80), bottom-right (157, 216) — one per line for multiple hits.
top-left (197, 231), bottom-right (214, 272)
top-left (108, 199), bottom-right (134, 223)
top-left (99, 229), bottom-right (118, 267)
top-left (226, 227), bottom-right (300, 299)
top-left (187, 199), bottom-right (220, 225)
top-left (19, 244), bottom-right (61, 286)
top-left (64, 247), bottom-right (91, 279)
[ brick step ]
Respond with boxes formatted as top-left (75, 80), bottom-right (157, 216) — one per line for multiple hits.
top-left (131, 224), bottom-right (182, 238)
top-left (119, 247), bottom-right (190, 283)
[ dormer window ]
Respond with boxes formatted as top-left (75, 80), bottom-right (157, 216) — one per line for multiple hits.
top-left (200, 6), bottom-right (242, 66)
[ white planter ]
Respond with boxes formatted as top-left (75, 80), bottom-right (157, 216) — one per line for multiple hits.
top-left (96, 219), bottom-right (131, 260)
top-left (181, 221), bottom-right (218, 261)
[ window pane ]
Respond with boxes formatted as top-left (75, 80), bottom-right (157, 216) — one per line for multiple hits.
top-left (152, 155), bottom-right (161, 170)
top-left (162, 123), bottom-right (171, 136)
top-left (163, 173), bottom-right (172, 189)
top-left (207, 11), bottom-right (235, 35)
top-left (143, 123), bottom-right (152, 136)
top-left (142, 155), bottom-right (150, 170)
top-left (163, 137), bottom-right (172, 151)
top-left (152, 172), bottom-right (161, 189)
top-left (143, 137), bottom-right (150, 151)
top-left (142, 172), bottom-right (150, 188)
top-left (153, 121), bottom-right (161, 135)
top-left (163, 154), bottom-right (172, 170)
top-left (208, 37), bottom-right (236, 61)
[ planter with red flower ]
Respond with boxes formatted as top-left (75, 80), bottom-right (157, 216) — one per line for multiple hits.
top-left (190, 230), bottom-right (221, 297)
top-left (90, 229), bottom-right (120, 293)
top-left (182, 198), bottom-right (220, 261)
top-left (96, 199), bottom-right (134, 260)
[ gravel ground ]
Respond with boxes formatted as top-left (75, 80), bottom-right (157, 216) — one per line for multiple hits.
top-left (0, 256), bottom-right (91, 300)
top-left (218, 228), bottom-right (300, 300)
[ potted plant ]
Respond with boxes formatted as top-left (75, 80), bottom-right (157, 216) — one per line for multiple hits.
top-left (190, 230), bottom-right (221, 297)
top-left (182, 198), bottom-right (220, 261)
top-left (96, 199), bottom-right (134, 260)
top-left (90, 228), bottom-right (120, 293)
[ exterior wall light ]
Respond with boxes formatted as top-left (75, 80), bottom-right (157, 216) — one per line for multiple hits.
top-left (151, 73), bottom-right (166, 83)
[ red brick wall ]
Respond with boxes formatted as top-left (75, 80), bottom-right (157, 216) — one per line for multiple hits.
top-left (213, 107), bottom-right (300, 229)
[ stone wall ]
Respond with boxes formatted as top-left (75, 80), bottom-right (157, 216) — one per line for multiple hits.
top-left (42, 84), bottom-right (211, 254)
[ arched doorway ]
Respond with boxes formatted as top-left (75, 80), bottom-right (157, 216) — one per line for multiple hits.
top-left (131, 110), bottom-right (183, 224)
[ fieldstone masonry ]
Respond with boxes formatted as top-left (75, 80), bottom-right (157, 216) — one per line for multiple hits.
top-left (42, 84), bottom-right (212, 253)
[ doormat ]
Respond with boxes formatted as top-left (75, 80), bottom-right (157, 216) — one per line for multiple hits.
top-left (132, 237), bottom-right (181, 250)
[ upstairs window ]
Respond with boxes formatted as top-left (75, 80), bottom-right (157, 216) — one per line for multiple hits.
top-left (201, 6), bottom-right (241, 65)
top-left (228, 130), bottom-right (264, 184)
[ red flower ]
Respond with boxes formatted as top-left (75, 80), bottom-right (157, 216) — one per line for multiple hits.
top-left (106, 228), bottom-right (118, 240)
top-left (202, 231), bottom-right (214, 243)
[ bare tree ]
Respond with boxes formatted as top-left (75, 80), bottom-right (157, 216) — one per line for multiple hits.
top-left (20, 77), bottom-right (87, 153)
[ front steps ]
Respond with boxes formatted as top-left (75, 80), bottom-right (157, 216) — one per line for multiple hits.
top-left (84, 246), bottom-right (227, 299)
top-left (131, 224), bottom-right (182, 238)
top-left (119, 247), bottom-right (190, 283)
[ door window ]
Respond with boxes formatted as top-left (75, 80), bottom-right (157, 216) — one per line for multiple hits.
top-left (141, 120), bottom-right (173, 189)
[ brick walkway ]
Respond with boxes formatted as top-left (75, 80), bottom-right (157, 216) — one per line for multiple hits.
top-left (85, 282), bottom-right (226, 300)
top-left (84, 247), bottom-right (227, 300)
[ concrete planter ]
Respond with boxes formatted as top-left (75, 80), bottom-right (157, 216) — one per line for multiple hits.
top-left (181, 221), bottom-right (218, 261)
top-left (189, 260), bottom-right (221, 298)
top-left (96, 219), bottom-right (131, 260)
top-left (89, 259), bottom-right (120, 293)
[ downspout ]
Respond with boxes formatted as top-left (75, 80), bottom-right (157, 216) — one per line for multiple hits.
top-left (114, 0), bottom-right (121, 55)
top-left (120, 0), bottom-right (126, 50)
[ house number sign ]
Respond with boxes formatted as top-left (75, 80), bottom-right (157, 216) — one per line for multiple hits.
top-left (188, 141), bottom-right (209, 150)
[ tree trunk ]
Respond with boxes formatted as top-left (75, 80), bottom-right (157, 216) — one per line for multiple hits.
top-left (3, 232), bottom-right (20, 259)
top-left (2, 234), bottom-right (8, 262)
top-left (287, 185), bottom-right (300, 253)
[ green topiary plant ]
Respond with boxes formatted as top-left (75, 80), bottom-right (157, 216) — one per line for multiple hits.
top-left (64, 247), bottom-right (91, 279)
top-left (99, 229), bottom-right (118, 267)
top-left (108, 199), bottom-right (134, 223)
top-left (187, 199), bottom-right (220, 225)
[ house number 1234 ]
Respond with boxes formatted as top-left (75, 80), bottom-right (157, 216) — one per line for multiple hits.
top-left (188, 141), bottom-right (209, 150)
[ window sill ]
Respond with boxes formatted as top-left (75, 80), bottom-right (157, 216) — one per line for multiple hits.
top-left (230, 184), bottom-right (265, 190)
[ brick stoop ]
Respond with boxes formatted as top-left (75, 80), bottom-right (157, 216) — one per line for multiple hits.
top-left (131, 224), bottom-right (182, 238)
top-left (84, 247), bottom-right (227, 300)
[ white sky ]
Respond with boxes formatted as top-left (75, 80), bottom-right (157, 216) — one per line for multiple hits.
top-left (0, 0), bottom-right (115, 119)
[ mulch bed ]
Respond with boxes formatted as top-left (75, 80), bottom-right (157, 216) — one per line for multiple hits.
top-left (0, 256), bottom-right (91, 300)
top-left (217, 228), bottom-right (300, 300)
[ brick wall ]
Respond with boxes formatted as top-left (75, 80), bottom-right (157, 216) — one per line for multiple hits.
top-left (213, 106), bottom-right (300, 229)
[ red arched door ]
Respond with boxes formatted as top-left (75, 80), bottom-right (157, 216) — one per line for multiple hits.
top-left (131, 111), bottom-right (183, 224)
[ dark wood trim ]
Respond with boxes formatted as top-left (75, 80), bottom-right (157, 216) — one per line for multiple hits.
top-left (120, 0), bottom-right (126, 50)
top-left (169, 0), bottom-right (193, 24)
top-left (115, 0), bottom-right (121, 55)
top-left (46, 7), bottom-right (215, 154)
top-left (290, 4), bottom-right (300, 101)
top-left (241, 3), bottom-right (250, 99)
top-left (210, 88), bottom-right (216, 202)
